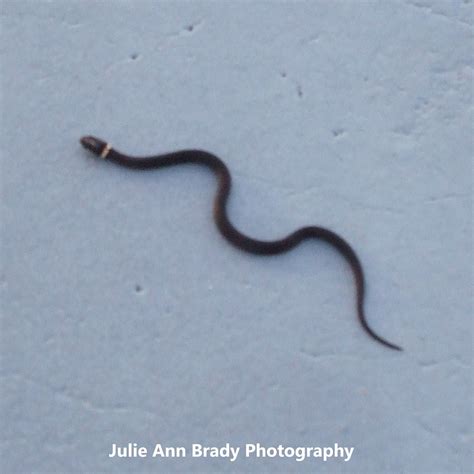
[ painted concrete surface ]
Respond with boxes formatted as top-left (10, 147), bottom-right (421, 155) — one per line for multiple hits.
top-left (1, 1), bottom-right (472, 473)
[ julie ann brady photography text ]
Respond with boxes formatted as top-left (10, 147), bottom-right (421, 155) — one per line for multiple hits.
top-left (108, 442), bottom-right (355, 463)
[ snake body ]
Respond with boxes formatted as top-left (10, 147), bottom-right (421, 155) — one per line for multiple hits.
top-left (80, 135), bottom-right (401, 351)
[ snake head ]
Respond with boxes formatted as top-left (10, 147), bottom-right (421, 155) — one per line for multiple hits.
top-left (80, 136), bottom-right (111, 158)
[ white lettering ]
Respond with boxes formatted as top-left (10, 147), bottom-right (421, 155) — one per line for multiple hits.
top-left (152, 444), bottom-right (185, 458)
top-left (344, 447), bottom-right (354, 461)
top-left (192, 444), bottom-right (240, 462)
top-left (108, 443), bottom-right (147, 458)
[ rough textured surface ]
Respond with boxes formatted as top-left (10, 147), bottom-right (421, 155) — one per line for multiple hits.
top-left (1, 1), bottom-right (472, 472)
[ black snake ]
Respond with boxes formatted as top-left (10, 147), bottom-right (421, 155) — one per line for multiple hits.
top-left (80, 135), bottom-right (402, 351)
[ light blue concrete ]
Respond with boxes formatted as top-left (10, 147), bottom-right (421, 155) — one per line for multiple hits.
top-left (1, 1), bottom-right (472, 472)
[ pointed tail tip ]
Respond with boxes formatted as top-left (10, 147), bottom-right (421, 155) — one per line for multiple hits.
top-left (385, 341), bottom-right (403, 352)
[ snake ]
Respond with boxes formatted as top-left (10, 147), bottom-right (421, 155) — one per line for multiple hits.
top-left (80, 135), bottom-right (402, 351)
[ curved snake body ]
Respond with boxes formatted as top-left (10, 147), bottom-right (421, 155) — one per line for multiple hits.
top-left (80, 135), bottom-right (401, 351)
